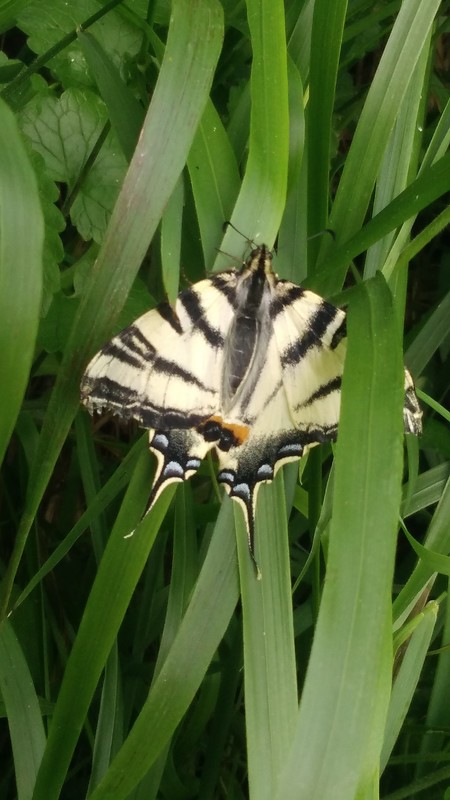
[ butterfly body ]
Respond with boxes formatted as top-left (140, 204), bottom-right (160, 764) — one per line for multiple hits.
top-left (81, 245), bottom-right (421, 558)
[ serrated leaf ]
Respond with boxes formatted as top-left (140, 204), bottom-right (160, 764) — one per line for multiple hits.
top-left (17, 0), bottom-right (141, 88)
top-left (20, 88), bottom-right (127, 242)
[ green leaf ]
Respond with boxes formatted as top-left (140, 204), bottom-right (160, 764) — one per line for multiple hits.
top-left (187, 99), bottom-right (241, 267)
top-left (319, 0), bottom-right (442, 284)
top-left (0, 620), bottom-right (46, 800)
top-left (0, 0), bottom-right (29, 34)
top-left (17, 0), bottom-right (141, 88)
top-left (381, 601), bottom-right (438, 771)
top-left (0, 97), bottom-right (44, 466)
top-left (405, 288), bottom-right (450, 377)
top-left (3, 0), bottom-right (224, 618)
top-left (237, 475), bottom-right (297, 800)
top-left (213, 0), bottom-right (289, 268)
top-left (312, 150), bottom-right (450, 296)
top-left (78, 29), bottom-right (145, 162)
top-left (161, 176), bottom-right (183, 304)
top-left (307, 0), bottom-right (347, 266)
top-left (31, 448), bottom-right (173, 800)
top-left (394, 477), bottom-right (450, 624)
top-left (275, 275), bottom-right (404, 799)
top-left (20, 88), bottom-right (127, 242)
top-left (87, 499), bottom-right (239, 800)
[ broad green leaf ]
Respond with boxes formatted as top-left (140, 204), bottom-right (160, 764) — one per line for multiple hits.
top-left (161, 176), bottom-right (183, 304)
top-left (0, 98), bottom-right (44, 466)
top-left (275, 275), bottom-right (404, 799)
top-left (0, 620), bottom-right (46, 800)
top-left (0, 0), bottom-right (29, 35)
top-left (237, 475), bottom-right (297, 800)
top-left (20, 88), bottom-right (127, 242)
top-left (17, 0), bottom-right (141, 88)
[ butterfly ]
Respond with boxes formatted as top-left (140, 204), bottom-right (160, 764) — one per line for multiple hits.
top-left (80, 245), bottom-right (422, 560)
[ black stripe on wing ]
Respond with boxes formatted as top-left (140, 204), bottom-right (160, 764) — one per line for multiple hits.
top-left (178, 288), bottom-right (225, 348)
top-left (82, 376), bottom-right (211, 428)
top-left (295, 375), bottom-right (342, 410)
top-left (157, 302), bottom-right (183, 334)
top-left (210, 273), bottom-right (239, 306)
top-left (270, 284), bottom-right (304, 318)
top-left (281, 304), bottom-right (344, 366)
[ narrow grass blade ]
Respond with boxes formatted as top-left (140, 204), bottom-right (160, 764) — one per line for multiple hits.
top-left (364, 36), bottom-right (429, 280)
top-left (275, 275), bottom-right (404, 799)
top-left (321, 0), bottom-right (441, 281)
top-left (187, 100), bottom-right (241, 267)
top-left (31, 448), bottom-right (174, 800)
top-left (307, 0), bottom-right (347, 265)
top-left (393, 477), bottom-right (450, 623)
top-left (214, 0), bottom-right (289, 267)
top-left (11, 436), bottom-right (148, 612)
top-left (86, 500), bottom-right (239, 800)
top-left (418, 590), bottom-right (450, 782)
top-left (0, 620), bottom-right (46, 800)
top-left (381, 601), bottom-right (438, 771)
top-left (0, 98), bottom-right (44, 466)
top-left (78, 29), bottom-right (145, 161)
top-left (237, 474), bottom-right (297, 800)
top-left (405, 288), bottom-right (450, 376)
top-left (312, 150), bottom-right (450, 296)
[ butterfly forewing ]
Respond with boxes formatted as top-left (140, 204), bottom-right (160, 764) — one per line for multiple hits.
top-left (81, 274), bottom-right (236, 429)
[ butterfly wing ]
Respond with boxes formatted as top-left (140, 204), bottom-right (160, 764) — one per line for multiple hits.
top-left (81, 272), bottom-right (237, 430)
top-left (269, 280), bottom-right (346, 439)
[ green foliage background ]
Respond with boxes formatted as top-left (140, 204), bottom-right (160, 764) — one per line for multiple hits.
top-left (0, 1), bottom-right (449, 798)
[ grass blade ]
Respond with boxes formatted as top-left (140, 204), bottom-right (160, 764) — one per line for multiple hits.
top-left (87, 500), bottom-right (240, 800)
top-left (275, 275), bottom-right (404, 799)
top-left (0, 98), bottom-right (44, 466)
top-left (2, 0), bottom-right (224, 618)
top-left (214, 0), bottom-right (289, 266)
top-left (0, 621), bottom-right (46, 800)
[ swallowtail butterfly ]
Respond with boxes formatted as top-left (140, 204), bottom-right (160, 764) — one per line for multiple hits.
top-left (81, 245), bottom-right (422, 559)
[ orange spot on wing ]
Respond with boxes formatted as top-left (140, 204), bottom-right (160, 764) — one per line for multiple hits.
top-left (209, 415), bottom-right (250, 444)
